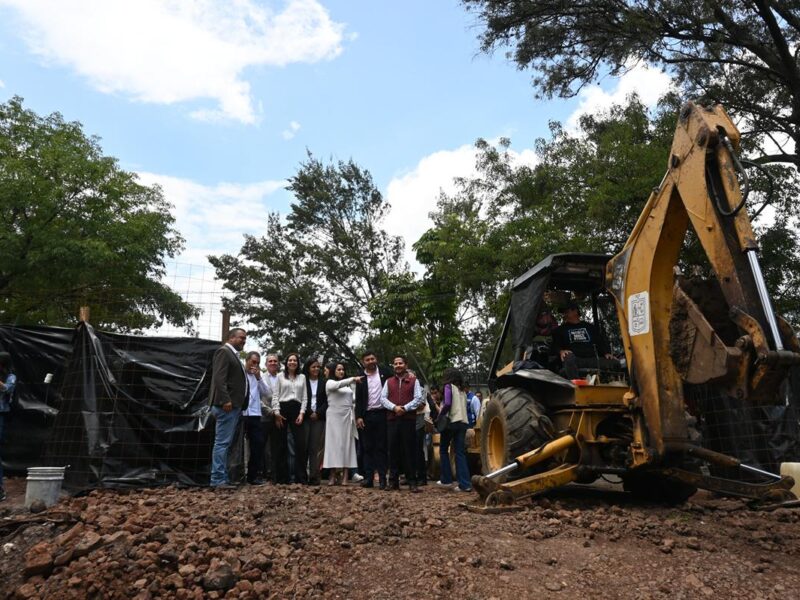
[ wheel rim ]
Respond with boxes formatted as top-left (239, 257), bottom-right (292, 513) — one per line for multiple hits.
top-left (486, 415), bottom-right (506, 472)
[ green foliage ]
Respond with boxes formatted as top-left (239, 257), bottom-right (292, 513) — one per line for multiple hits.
top-left (0, 96), bottom-right (197, 331)
top-left (461, 0), bottom-right (800, 167)
top-left (419, 93), bottom-right (800, 375)
top-left (210, 155), bottom-right (407, 367)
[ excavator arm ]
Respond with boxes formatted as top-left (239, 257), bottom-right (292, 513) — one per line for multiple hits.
top-left (606, 101), bottom-right (800, 457)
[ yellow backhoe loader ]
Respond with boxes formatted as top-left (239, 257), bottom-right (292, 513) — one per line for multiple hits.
top-left (470, 102), bottom-right (799, 512)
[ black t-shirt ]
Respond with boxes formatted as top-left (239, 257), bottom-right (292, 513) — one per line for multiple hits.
top-left (552, 321), bottom-right (608, 358)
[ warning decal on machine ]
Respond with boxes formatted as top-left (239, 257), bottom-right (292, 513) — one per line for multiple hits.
top-left (628, 291), bottom-right (650, 336)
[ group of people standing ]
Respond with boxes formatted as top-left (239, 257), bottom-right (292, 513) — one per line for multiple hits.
top-left (208, 328), bottom-right (478, 493)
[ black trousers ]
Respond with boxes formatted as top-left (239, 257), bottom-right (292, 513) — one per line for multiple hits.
top-left (362, 409), bottom-right (388, 483)
top-left (243, 416), bottom-right (266, 482)
top-left (415, 425), bottom-right (427, 483)
top-left (387, 418), bottom-right (417, 486)
top-left (271, 402), bottom-right (308, 484)
top-left (307, 417), bottom-right (325, 484)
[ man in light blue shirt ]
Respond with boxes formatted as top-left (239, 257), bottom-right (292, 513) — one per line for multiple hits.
top-left (243, 351), bottom-right (271, 485)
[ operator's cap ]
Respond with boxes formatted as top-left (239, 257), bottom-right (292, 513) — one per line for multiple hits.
top-left (561, 300), bottom-right (580, 312)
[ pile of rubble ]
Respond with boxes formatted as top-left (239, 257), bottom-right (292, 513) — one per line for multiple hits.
top-left (1, 480), bottom-right (799, 599)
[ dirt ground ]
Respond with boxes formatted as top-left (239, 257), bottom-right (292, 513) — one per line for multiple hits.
top-left (1, 476), bottom-right (799, 599)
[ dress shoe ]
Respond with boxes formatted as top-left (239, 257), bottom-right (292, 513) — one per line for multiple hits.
top-left (378, 481), bottom-right (387, 490)
top-left (212, 483), bottom-right (238, 490)
top-left (247, 479), bottom-right (266, 486)
top-left (361, 480), bottom-right (374, 488)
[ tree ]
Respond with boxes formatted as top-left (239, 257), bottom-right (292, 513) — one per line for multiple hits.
top-left (0, 96), bottom-right (197, 331)
top-left (418, 94), bottom-right (800, 377)
top-left (461, 0), bottom-right (800, 166)
top-left (210, 155), bottom-right (406, 365)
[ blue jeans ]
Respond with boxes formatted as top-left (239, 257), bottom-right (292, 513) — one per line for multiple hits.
top-left (439, 423), bottom-right (471, 490)
top-left (210, 406), bottom-right (240, 486)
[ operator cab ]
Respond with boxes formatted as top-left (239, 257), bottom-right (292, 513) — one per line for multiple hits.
top-left (489, 253), bottom-right (626, 394)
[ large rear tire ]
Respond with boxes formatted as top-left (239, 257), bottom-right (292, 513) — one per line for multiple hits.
top-left (480, 387), bottom-right (553, 480)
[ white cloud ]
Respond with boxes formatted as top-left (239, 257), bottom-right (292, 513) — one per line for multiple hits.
top-left (282, 120), bottom-right (301, 140)
top-left (567, 63), bottom-right (675, 131)
top-left (137, 172), bottom-right (285, 257)
top-left (0, 79), bottom-right (5, 88)
top-left (0, 0), bottom-right (346, 123)
top-left (384, 143), bottom-right (537, 272)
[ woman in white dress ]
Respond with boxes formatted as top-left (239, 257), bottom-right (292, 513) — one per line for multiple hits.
top-left (323, 362), bottom-right (362, 485)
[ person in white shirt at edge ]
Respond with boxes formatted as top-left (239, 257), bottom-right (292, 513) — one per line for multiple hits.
top-left (323, 362), bottom-right (362, 485)
top-left (243, 351), bottom-right (271, 486)
top-left (271, 352), bottom-right (308, 484)
top-left (304, 356), bottom-right (328, 485)
top-left (380, 355), bottom-right (424, 492)
top-left (262, 353), bottom-right (281, 482)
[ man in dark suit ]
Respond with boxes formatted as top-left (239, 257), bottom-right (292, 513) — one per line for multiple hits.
top-left (355, 350), bottom-right (389, 489)
top-left (209, 327), bottom-right (248, 488)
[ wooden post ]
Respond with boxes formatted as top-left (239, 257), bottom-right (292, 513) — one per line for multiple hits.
top-left (221, 309), bottom-right (230, 342)
top-left (79, 306), bottom-right (90, 323)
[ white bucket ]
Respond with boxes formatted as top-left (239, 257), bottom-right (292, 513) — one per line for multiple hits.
top-left (25, 466), bottom-right (67, 508)
top-left (780, 463), bottom-right (800, 499)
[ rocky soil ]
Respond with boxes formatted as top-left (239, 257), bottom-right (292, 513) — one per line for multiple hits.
top-left (1, 477), bottom-right (799, 599)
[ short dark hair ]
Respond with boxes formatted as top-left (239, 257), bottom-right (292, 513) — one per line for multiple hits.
top-left (392, 355), bottom-right (407, 364)
top-left (361, 350), bottom-right (378, 360)
top-left (228, 327), bottom-right (246, 339)
top-left (429, 384), bottom-right (440, 392)
top-left (245, 351), bottom-right (260, 361)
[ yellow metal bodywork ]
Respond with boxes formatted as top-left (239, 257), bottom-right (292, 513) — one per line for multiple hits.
top-left (606, 102), bottom-right (799, 456)
top-left (470, 103), bottom-right (800, 510)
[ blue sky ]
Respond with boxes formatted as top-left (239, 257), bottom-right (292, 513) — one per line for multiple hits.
top-left (0, 0), bottom-right (670, 336)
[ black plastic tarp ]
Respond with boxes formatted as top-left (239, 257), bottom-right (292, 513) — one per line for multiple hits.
top-left (0, 323), bottom-right (243, 490)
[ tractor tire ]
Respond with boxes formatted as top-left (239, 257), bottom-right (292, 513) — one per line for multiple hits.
top-left (622, 471), bottom-right (697, 505)
top-left (480, 387), bottom-right (553, 480)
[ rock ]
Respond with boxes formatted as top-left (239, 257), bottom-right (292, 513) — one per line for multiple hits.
top-left (499, 560), bottom-right (515, 571)
top-left (277, 545), bottom-right (292, 558)
top-left (660, 539), bottom-right (674, 554)
top-left (544, 581), bottom-right (563, 592)
top-left (686, 537), bottom-right (701, 551)
top-left (55, 523), bottom-right (85, 546)
top-left (53, 548), bottom-right (74, 567)
top-left (14, 583), bottom-right (38, 599)
top-left (164, 573), bottom-right (185, 589)
top-left (29, 499), bottom-right (47, 514)
top-left (339, 517), bottom-right (356, 531)
top-left (73, 531), bottom-right (103, 558)
top-left (24, 541), bottom-right (55, 577)
top-left (202, 562), bottom-right (236, 591)
top-left (178, 564), bottom-right (197, 577)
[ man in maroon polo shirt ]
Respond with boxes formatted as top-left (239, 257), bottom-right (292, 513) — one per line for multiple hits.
top-left (380, 355), bottom-right (424, 492)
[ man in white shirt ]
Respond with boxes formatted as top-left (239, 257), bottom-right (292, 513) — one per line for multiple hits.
top-left (243, 351), bottom-right (271, 485)
top-left (355, 351), bottom-right (389, 489)
top-left (264, 354), bottom-right (281, 483)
